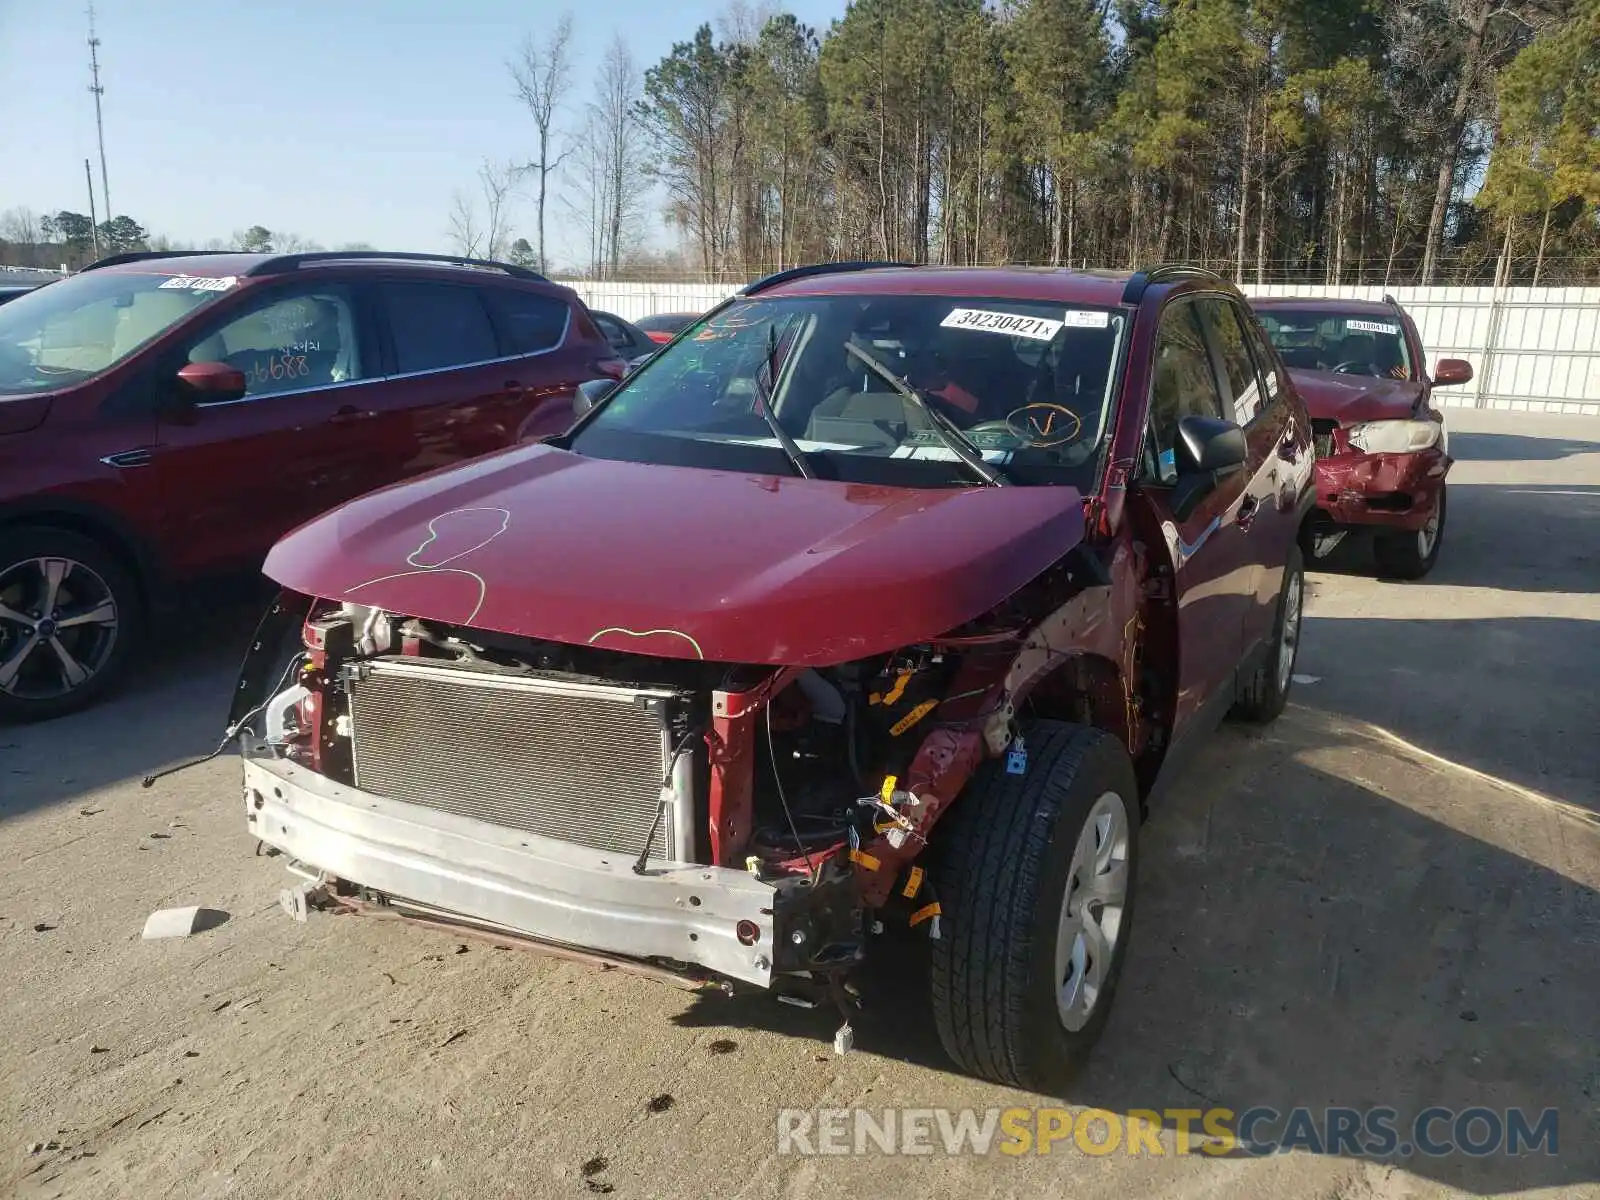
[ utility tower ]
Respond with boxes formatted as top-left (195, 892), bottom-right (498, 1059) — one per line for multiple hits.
top-left (88, 3), bottom-right (111, 220)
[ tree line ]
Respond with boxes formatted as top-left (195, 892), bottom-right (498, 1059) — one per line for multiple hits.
top-left (0, 209), bottom-right (371, 271)
top-left (610, 0), bottom-right (1598, 285)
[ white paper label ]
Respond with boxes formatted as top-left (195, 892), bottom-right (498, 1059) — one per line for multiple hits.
top-left (158, 274), bottom-right (237, 292)
top-left (1063, 309), bottom-right (1111, 328)
top-left (940, 308), bottom-right (1063, 342)
top-left (1346, 318), bottom-right (1399, 335)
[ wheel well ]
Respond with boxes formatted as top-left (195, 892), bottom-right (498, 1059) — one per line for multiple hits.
top-left (0, 509), bottom-right (156, 607)
top-left (1021, 653), bottom-right (1131, 750)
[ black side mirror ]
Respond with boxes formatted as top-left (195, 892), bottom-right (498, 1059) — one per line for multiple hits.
top-left (1170, 414), bottom-right (1247, 521)
top-left (573, 377), bottom-right (617, 417)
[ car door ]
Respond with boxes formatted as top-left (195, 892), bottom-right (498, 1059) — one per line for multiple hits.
top-left (151, 279), bottom-right (383, 576)
top-left (1195, 294), bottom-right (1299, 659)
top-left (481, 287), bottom-right (606, 442)
top-left (1133, 296), bottom-right (1256, 739)
top-left (371, 280), bottom-right (524, 478)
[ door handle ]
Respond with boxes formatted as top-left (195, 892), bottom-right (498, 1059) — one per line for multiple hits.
top-left (330, 405), bottom-right (377, 424)
top-left (503, 379), bottom-right (524, 390)
top-left (1237, 494), bottom-right (1260, 531)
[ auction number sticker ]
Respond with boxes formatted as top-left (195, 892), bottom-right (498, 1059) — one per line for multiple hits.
top-left (941, 308), bottom-right (1063, 341)
top-left (1346, 318), bottom-right (1399, 335)
top-left (1063, 309), bottom-right (1111, 328)
top-left (158, 274), bottom-right (238, 292)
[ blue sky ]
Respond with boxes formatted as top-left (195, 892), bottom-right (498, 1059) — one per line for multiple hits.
top-left (0, 0), bottom-right (844, 265)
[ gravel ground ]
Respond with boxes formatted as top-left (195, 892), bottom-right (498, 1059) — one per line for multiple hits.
top-left (3, 408), bottom-right (1597, 1200)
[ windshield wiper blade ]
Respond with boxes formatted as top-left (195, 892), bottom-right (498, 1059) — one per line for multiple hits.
top-left (754, 323), bottom-right (813, 479)
top-left (842, 342), bottom-right (1008, 487)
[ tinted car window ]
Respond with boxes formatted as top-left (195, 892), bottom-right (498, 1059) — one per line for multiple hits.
top-left (1195, 296), bottom-right (1263, 426)
top-left (1148, 299), bottom-right (1225, 484)
top-left (187, 285), bottom-right (365, 400)
top-left (593, 313), bottom-right (635, 352)
top-left (383, 284), bottom-right (497, 373)
top-left (1234, 307), bottom-right (1287, 419)
top-left (489, 289), bottom-right (570, 355)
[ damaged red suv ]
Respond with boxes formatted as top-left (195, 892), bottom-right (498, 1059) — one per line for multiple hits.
top-left (230, 263), bottom-right (1315, 1088)
top-left (1251, 296), bottom-right (1473, 578)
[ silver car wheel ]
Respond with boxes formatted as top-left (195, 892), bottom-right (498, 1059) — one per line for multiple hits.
top-left (0, 556), bottom-right (120, 699)
top-left (1276, 568), bottom-right (1303, 694)
top-left (1054, 790), bottom-right (1131, 1032)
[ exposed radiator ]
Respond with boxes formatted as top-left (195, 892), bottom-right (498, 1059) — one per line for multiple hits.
top-left (344, 658), bottom-right (696, 862)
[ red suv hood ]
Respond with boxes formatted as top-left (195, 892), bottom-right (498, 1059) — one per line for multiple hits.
top-left (264, 445), bottom-right (1085, 666)
top-left (1288, 368), bottom-right (1424, 424)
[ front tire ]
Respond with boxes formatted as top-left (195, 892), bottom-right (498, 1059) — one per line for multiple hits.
top-left (0, 527), bottom-right (143, 722)
top-left (929, 720), bottom-right (1140, 1090)
top-left (1231, 543), bottom-right (1304, 724)
top-left (1374, 485), bottom-right (1446, 580)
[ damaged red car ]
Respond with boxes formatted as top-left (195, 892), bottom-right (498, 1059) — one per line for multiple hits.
top-left (1251, 296), bottom-right (1473, 579)
top-left (230, 263), bottom-right (1315, 1089)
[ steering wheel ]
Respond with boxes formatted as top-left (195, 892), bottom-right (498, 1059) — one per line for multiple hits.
top-left (1331, 360), bottom-right (1380, 376)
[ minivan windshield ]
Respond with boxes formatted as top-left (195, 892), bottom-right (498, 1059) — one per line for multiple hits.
top-left (568, 293), bottom-right (1128, 489)
top-left (0, 269), bottom-right (237, 395)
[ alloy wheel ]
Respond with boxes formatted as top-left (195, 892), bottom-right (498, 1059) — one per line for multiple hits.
top-left (0, 556), bottom-right (121, 700)
top-left (1276, 569), bottom-right (1303, 694)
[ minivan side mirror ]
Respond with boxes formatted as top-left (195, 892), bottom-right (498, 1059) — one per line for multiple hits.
top-left (1170, 414), bottom-right (1248, 522)
top-left (573, 377), bottom-right (617, 417)
top-left (1432, 358), bottom-right (1473, 387)
top-left (176, 360), bottom-right (247, 403)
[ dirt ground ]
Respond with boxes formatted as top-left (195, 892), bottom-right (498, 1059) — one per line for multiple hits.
top-left (3, 408), bottom-right (1597, 1200)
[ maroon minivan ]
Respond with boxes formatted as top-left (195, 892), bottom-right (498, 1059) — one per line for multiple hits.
top-left (0, 250), bottom-right (627, 720)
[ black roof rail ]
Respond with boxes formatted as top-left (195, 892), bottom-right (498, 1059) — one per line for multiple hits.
top-left (243, 251), bottom-right (548, 281)
top-left (80, 250), bottom-right (220, 272)
top-left (741, 260), bottom-right (918, 296)
top-left (1120, 263), bottom-right (1224, 305)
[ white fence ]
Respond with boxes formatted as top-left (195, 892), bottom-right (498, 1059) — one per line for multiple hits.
top-left (568, 278), bottom-right (1600, 416)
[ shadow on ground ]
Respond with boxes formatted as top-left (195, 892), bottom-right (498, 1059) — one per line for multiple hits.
top-left (673, 705), bottom-right (1600, 1193)
top-left (1295, 614), bottom-right (1599, 813)
top-left (1310, 483), bottom-right (1600, 593)
top-left (0, 591), bottom-right (266, 821)
top-left (1446, 429), bottom-right (1600, 464)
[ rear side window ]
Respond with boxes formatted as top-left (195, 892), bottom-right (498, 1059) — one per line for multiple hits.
top-left (1148, 299), bottom-right (1225, 484)
top-left (1195, 296), bottom-right (1264, 426)
top-left (488, 290), bottom-right (570, 355)
top-left (382, 283), bottom-right (498, 373)
top-left (593, 313), bottom-right (631, 351)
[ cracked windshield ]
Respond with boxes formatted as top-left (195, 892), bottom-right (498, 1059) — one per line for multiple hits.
top-left (571, 294), bottom-right (1127, 488)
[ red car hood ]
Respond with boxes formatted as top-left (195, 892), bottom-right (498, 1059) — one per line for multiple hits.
top-left (1288, 369), bottom-right (1424, 424)
top-left (264, 445), bottom-right (1086, 666)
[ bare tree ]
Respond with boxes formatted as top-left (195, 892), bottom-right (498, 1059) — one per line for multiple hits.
top-left (595, 36), bottom-right (649, 277)
top-left (717, 0), bottom-right (779, 46)
top-left (510, 13), bottom-right (576, 274)
top-left (564, 109), bottom-right (610, 276)
top-left (447, 161), bottom-right (521, 260)
top-left (447, 189), bottom-right (484, 258)
top-left (275, 232), bottom-right (324, 253)
top-left (0, 207), bottom-right (43, 265)
top-left (478, 161), bottom-right (519, 260)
